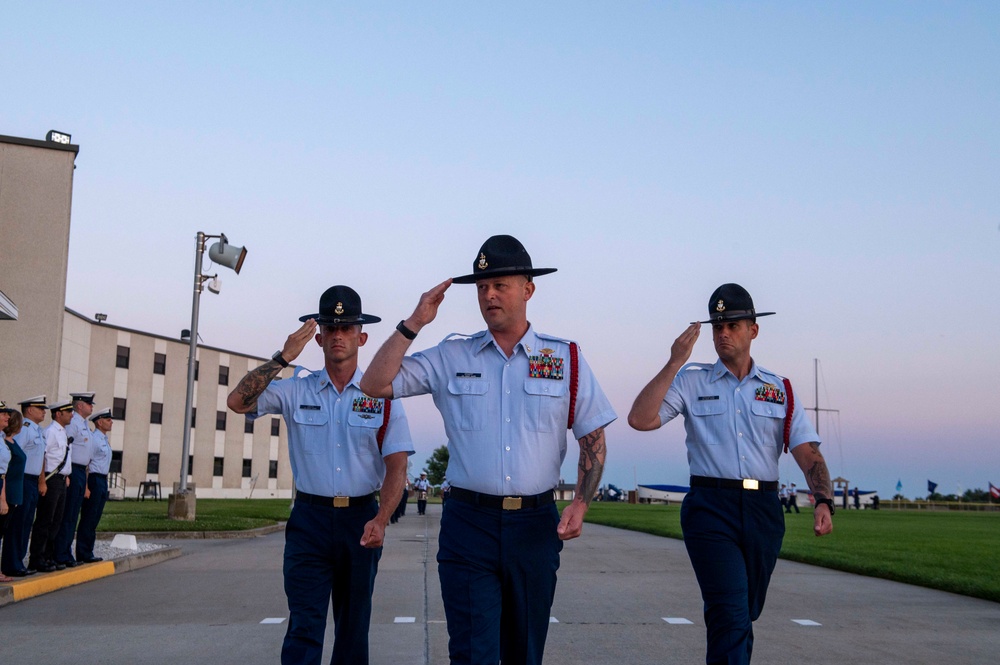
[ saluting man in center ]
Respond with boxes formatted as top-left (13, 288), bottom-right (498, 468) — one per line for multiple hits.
top-left (362, 235), bottom-right (617, 665)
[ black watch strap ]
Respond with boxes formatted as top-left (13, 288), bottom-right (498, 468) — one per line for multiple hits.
top-left (396, 320), bottom-right (417, 340)
top-left (815, 498), bottom-right (835, 515)
top-left (272, 350), bottom-right (289, 368)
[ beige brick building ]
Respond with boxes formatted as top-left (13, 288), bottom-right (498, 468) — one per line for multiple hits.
top-left (2, 131), bottom-right (294, 499)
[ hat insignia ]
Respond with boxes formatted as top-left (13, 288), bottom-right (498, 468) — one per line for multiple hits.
top-left (716, 299), bottom-right (725, 312)
top-left (334, 302), bottom-right (344, 315)
top-left (477, 252), bottom-right (488, 270)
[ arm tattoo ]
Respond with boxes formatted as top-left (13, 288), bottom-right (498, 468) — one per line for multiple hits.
top-left (803, 442), bottom-right (833, 501)
top-left (575, 428), bottom-right (606, 505)
top-left (234, 360), bottom-right (284, 410)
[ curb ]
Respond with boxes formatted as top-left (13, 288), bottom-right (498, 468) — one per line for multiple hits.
top-left (0, 545), bottom-right (183, 607)
top-left (97, 522), bottom-right (286, 540)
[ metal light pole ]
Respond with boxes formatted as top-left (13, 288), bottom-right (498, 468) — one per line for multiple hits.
top-left (168, 231), bottom-right (247, 521)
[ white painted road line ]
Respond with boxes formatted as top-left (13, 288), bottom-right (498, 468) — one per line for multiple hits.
top-left (662, 617), bottom-right (694, 625)
top-left (549, 617), bottom-right (559, 623)
top-left (394, 616), bottom-right (416, 623)
top-left (792, 619), bottom-right (822, 626)
top-left (260, 618), bottom-right (285, 625)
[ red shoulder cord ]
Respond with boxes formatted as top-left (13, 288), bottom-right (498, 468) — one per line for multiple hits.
top-left (377, 399), bottom-right (391, 453)
top-left (567, 342), bottom-right (579, 430)
top-left (782, 378), bottom-right (794, 453)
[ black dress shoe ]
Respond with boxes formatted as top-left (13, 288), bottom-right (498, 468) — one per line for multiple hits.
top-left (54, 562), bottom-right (67, 570)
top-left (7, 569), bottom-right (34, 577)
top-left (64, 561), bottom-right (79, 568)
top-left (37, 562), bottom-right (57, 573)
top-left (80, 557), bottom-right (103, 563)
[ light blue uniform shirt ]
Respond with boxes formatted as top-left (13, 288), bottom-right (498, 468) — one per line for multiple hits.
top-left (659, 359), bottom-right (820, 482)
top-left (0, 437), bottom-right (9, 474)
top-left (14, 420), bottom-right (46, 476)
top-left (392, 326), bottom-right (617, 496)
top-left (66, 412), bottom-right (93, 466)
top-left (88, 429), bottom-right (112, 475)
top-left (253, 366), bottom-right (414, 497)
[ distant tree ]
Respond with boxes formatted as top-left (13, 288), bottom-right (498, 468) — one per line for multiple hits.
top-left (425, 445), bottom-right (449, 486)
top-left (964, 488), bottom-right (989, 502)
top-left (892, 494), bottom-right (907, 501)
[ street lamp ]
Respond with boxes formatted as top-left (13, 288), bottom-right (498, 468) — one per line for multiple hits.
top-left (167, 232), bottom-right (248, 521)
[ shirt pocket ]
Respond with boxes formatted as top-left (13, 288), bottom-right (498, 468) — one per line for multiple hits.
top-left (523, 378), bottom-right (568, 432)
top-left (750, 400), bottom-right (786, 445)
top-left (447, 378), bottom-right (489, 431)
top-left (689, 399), bottom-right (727, 445)
top-left (291, 408), bottom-right (329, 455)
top-left (347, 412), bottom-right (382, 458)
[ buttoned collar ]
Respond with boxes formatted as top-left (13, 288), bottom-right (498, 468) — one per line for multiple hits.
top-left (315, 366), bottom-right (364, 394)
top-left (709, 357), bottom-right (764, 384)
top-left (474, 325), bottom-right (539, 359)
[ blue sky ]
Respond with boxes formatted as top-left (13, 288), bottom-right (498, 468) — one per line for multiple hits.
top-left (4, 2), bottom-right (998, 497)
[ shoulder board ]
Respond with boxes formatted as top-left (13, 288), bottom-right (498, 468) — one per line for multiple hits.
top-left (441, 331), bottom-right (482, 344)
top-left (755, 365), bottom-right (786, 382)
top-left (681, 362), bottom-right (714, 372)
top-left (534, 332), bottom-right (573, 346)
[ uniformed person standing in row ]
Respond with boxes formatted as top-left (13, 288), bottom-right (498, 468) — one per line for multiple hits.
top-left (74, 407), bottom-right (114, 564)
top-left (5, 395), bottom-right (47, 576)
top-left (361, 235), bottom-right (617, 665)
top-left (227, 285), bottom-right (414, 665)
top-left (413, 471), bottom-right (430, 515)
top-left (628, 283), bottom-right (834, 665)
top-left (29, 400), bottom-right (74, 573)
top-left (54, 391), bottom-right (96, 568)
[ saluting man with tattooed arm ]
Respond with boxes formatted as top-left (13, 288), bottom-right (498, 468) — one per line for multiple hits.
top-left (227, 285), bottom-right (414, 665)
top-left (361, 235), bottom-right (616, 665)
top-left (628, 283), bottom-right (833, 665)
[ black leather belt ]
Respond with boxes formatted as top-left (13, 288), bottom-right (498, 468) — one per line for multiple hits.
top-left (690, 476), bottom-right (778, 492)
top-left (72, 463), bottom-right (87, 470)
top-left (449, 486), bottom-right (555, 510)
top-left (91, 473), bottom-right (108, 479)
top-left (295, 491), bottom-right (376, 508)
top-left (25, 473), bottom-right (39, 481)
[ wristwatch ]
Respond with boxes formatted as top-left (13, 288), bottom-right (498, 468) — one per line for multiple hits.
top-left (271, 350), bottom-right (289, 368)
top-left (814, 498), bottom-right (835, 515)
top-left (396, 320), bottom-right (417, 340)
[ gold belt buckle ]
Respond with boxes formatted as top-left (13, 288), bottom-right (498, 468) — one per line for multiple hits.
top-left (333, 496), bottom-right (350, 508)
top-left (742, 479), bottom-right (759, 491)
top-left (502, 496), bottom-right (523, 510)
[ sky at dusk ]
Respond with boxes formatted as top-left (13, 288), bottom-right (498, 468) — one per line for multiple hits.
top-left (4, 2), bottom-right (998, 498)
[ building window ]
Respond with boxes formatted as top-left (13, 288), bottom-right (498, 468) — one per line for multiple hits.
top-left (269, 460), bottom-right (278, 479)
top-left (113, 397), bottom-right (127, 420)
top-left (111, 451), bottom-right (123, 474)
top-left (244, 417), bottom-right (254, 434)
top-left (213, 457), bottom-right (224, 477)
top-left (216, 410), bottom-right (227, 431)
top-left (150, 402), bottom-right (163, 425)
top-left (242, 459), bottom-right (252, 478)
top-left (270, 418), bottom-right (280, 437)
top-left (116, 345), bottom-right (130, 369)
top-left (153, 352), bottom-right (166, 375)
top-left (146, 453), bottom-right (159, 474)
top-left (218, 365), bottom-right (229, 386)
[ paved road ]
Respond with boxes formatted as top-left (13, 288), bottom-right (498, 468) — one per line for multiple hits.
top-left (2, 503), bottom-right (998, 663)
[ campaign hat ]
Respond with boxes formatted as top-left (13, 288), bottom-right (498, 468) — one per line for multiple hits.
top-left (90, 407), bottom-right (113, 422)
top-left (19, 395), bottom-right (47, 409)
top-left (451, 235), bottom-right (557, 284)
top-left (699, 283), bottom-right (775, 324)
top-left (48, 399), bottom-right (74, 413)
top-left (70, 392), bottom-right (96, 404)
top-left (299, 285), bottom-right (381, 326)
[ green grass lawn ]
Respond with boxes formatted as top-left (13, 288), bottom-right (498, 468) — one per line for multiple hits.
top-left (580, 502), bottom-right (1000, 603)
top-left (100, 498), bottom-right (293, 532)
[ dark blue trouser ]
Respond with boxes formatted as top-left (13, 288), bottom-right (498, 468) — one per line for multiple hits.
top-left (55, 464), bottom-right (87, 563)
top-left (681, 487), bottom-right (784, 665)
top-left (17, 476), bottom-right (40, 567)
top-left (30, 474), bottom-right (67, 565)
top-left (438, 498), bottom-right (562, 665)
top-left (2, 502), bottom-right (27, 574)
top-left (281, 499), bottom-right (381, 665)
top-left (76, 474), bottom-right (109, 561)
